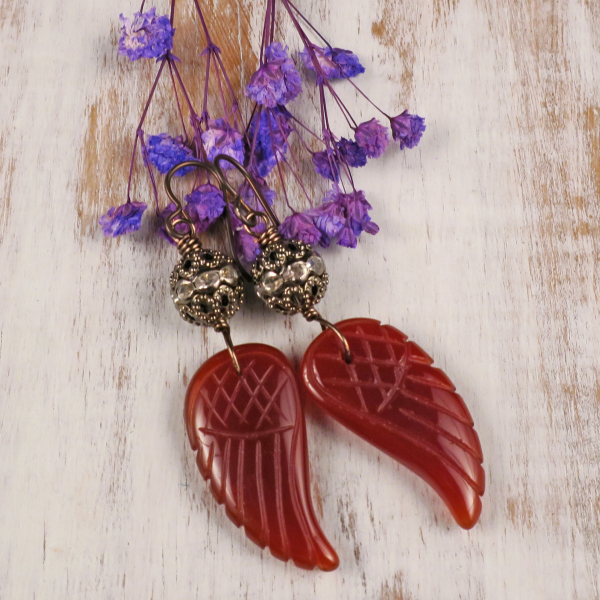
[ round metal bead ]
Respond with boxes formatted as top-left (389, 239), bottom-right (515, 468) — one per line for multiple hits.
top-left (253, 239), bottom-right (328, 315)
top-left (170, 250), bottom-right (244, 327)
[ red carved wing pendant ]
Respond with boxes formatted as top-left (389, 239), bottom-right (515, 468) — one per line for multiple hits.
top-left (301, 318), bottom-right (485, 529)
top-left (185, 343), bottom-right (339, 571)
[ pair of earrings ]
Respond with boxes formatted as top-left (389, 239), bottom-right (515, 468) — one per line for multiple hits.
top-left (164, 157), bottom-right (485, 571)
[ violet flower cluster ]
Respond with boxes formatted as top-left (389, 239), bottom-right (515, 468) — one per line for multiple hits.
top-left (100, 1), bottom-right (246, 240)
top-left (240, 0), bottom-right (426, 251)
top-left (118, 7), bottom-right (175, 61)
top-left (101, 0), bottom-right (426, 257)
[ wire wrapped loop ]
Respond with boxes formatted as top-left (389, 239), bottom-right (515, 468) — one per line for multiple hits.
top-left (257, 226), bottom-right (283, 248)
top-left (176, 236), bottom-right (203, 257)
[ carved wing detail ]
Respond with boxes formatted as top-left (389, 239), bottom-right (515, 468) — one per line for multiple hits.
top-left (185, 343), bottom-right (339, 570)
top-left (301, 318), bottom-right (485, 529)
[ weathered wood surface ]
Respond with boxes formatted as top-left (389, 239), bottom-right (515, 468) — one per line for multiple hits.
top-left (1, 0), bottom-right (599, 598)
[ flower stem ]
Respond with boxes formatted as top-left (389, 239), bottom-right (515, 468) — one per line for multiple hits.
top-left (126, 59), bottom-right (167, 203)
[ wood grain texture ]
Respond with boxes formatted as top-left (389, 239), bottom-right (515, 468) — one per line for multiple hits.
top-left (1, 0), bottom-right (599, 598)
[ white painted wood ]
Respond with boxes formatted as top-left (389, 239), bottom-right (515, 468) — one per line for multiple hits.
top-left (1, 0), bottom-right (599, 598)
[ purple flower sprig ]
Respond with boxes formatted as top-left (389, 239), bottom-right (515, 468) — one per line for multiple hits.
top-left (101, 1), bottom-right (248, 238)
top-left (354, 119), bottom-right (389, 159)
top-left (201, 118), bottom-right (245, 166)
top-left (278, 188), bottom-right (379, 249)
top-left (146, 133), bottom-right (194, 174)
top-left (103, 0), bottom-right (426, 261)
top-left (234, 0), bottom-right (425, 253)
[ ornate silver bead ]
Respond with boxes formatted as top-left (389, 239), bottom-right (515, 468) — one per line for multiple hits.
top-left (170, 249), bottom-right (244, 327)
top-left (253, 239), bottom-right (328, 315)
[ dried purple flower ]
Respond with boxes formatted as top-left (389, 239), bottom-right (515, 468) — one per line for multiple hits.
top-left (299, 46), bottom-right (340, 79)
top-left (185, 184), bottom-right (226, 232)
top-left (336, 190), bottom-right (379, 240)
top-left (337, 225), bottom-right (357, 248)
top-left (354, 118), bottom-right (390, 158)
top-left (312, 149), bottom-right (340, 182)
top-left (389, 110), bottom-right (426, 150)
top-left (245, 42), bottom-right (302, 107)
top-left (247, 107), bottom-right (292, 177)
top-left (336, 138), bottom-right (367, 168)
top-left (332, 48), bottom-right (366, 79)
top-left (201, 118), bottom-right (245, 166)
top-left (279, 212), bottom-right (323, 246)
top-left (300, 45), bottom-right (365, 80)
top-left (99, 202), bottom-right (147, 237)
top-left (146, 134), bottom-right (194, 175)
top-left (118, 8), bottom-right (174, 61)
top-left (309, 201), bottom-right (345, 246)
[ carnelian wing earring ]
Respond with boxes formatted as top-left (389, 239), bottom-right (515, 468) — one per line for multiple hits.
top-left (165, 160), bottom-right (339, 571)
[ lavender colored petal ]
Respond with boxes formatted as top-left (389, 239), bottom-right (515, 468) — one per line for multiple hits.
top-left (390, 110), bottom-right (426, 149)
top-left (279, 212), bottom-right (323, 246)
top-left (118, 8), bottom-right (174, 61)
top-left (336, 138), bottom-right (367, 168)
top-left (99, 201), bottom-right (147, 237)
top-left (340, 190), bottom-right (369, 222)
top-left (300, 45), bottom-right (364, 81)
top-left (337, 226), bottom-right (357, 248)
top-left (146, 134), bottom-right (194, 175)
top-left (201, 118), bottom-right (245, 166)
top-left (299, 46), bottom-right (340, 79)
top-left (265, 42), bottom-right (288, 61)
top-left (309, 201), bottom-right (345, 238)
top-left (247, 107), bottom-right (291, 178)
top-left (331, 48), bottom-right (365, 78)
top-left (354, 118), bottom-right (390, 158)
top-left (362, 219), bottom-right (380, 235)
top-left (185, 183), bottom-right (225, 232)
top-left (245, 42), bottom-right (301, 107)
top-left (312, 149), bottom-right (340, 182)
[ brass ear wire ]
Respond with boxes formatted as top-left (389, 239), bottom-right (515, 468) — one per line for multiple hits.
top-left (212, 154), bottom-right (352, 364)
top-left (164, 160), bottom-right (243, 375)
